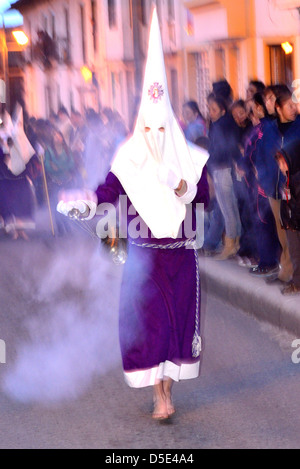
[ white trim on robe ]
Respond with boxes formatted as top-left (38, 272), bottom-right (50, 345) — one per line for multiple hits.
top-left (124, 360), bottom-right (200, 388)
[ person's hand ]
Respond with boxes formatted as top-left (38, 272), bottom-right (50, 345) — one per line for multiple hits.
top-left (175, 179), bottom-right (187, 196)
top-left (157, 164), bottom-right (181, 190)
top-left (56, 200), bottom-right (90, 219)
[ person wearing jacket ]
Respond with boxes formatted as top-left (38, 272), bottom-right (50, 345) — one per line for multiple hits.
top-left (268, 87), bottom-right (300, 283)
top-left (275, 139), bottom-right (300, 295)
top-left (182, 100), bottom-right (207, 144)
top-left (206, 94), bottom-right (242, 260)
top-left (244, 93), bottom-right (281, 276)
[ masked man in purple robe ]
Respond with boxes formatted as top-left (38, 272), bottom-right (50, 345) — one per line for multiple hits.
top-left (57, 8), bottom-right (209, 420)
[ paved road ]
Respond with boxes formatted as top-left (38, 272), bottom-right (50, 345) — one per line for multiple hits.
top-left (0, 232), bottom-right (300, 449)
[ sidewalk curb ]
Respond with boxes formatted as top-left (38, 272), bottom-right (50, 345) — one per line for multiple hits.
top-left (198, 255), bottom-right (300, 336)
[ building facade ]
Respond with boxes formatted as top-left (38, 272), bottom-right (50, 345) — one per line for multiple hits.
top-left (12, 0), bottom-right (189, 125)
top-left (183, 0), bottom-right (300, 114)
top-left (11, 0), bottom-right (300, 124)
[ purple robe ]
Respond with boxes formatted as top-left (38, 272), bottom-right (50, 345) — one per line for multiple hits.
top-left (0, 149), bottom-right (35, 227)
top-left (95, 168), bottom-right (209, 387)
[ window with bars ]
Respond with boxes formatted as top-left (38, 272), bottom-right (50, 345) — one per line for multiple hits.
top-left (195, 51), bottom-right (211, 117)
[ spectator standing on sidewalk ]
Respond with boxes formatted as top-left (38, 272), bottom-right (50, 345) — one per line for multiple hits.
top-left (206, 93), bottom-right (242, 260)
top-left (182, 101), bottom-right (207, 143)
top-left (245, 93), bottom-right (281, 277)
top-left (268, 87), bottom-right (300, 283)
top-left (212, 80), bottom-right (234, 109)
top-left (246, 80), bottom-right (265, 100)
top-left (275, 139), bottom-right (300, 295)
top-left (231, 100), bottom-right (258, 266)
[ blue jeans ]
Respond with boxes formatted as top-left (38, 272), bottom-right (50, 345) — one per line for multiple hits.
top-left (203, 199), bottom-right (224, 251)
top-left (212, 168), bottom-right (242, 239)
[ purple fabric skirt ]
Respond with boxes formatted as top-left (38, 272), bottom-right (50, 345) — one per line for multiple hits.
top-left (119, 241), bottom-right (201, 387)
top-left (0, 176), bottom-right (35, 222)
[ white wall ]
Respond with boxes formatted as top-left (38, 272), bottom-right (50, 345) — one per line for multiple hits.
top-left (255, 0), bottom-right (300, 37)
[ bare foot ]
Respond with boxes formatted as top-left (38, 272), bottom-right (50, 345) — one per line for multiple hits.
top-left (152, 398), bottom-right (169, 420)
top-left (165, 395), bottom-right (175, 416)
top-left (163, 378), bottom-right (175, 416)
top-left (152, 382), bottom-right (169, 420)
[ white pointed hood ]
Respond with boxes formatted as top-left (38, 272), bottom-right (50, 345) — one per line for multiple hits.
top-left (111, 7), bottom-right (208, 239)
top-left (0, 105), bottom-right (35, 176)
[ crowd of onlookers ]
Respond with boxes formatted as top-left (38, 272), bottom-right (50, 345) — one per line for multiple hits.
top-left (1, 78), bottom-right (300, 295)
top-left (181, 79), bottom-right (300, 296)
top-left (0, 105), bottom-right (128, 238)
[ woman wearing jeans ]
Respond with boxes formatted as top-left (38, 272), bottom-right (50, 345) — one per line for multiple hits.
top-left (207, 94), bottom-right (242, 260)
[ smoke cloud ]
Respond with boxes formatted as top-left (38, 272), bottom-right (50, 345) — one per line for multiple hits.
top-left (2, 236), bottom-right (123, 404)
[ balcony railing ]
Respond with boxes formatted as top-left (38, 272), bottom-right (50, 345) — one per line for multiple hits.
top-left (30, 31), bottom-right (72, 68)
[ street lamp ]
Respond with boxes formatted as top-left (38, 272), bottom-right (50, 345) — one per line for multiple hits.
top-left (0, 25), bottom-right (29, 112)
top-left (281, 41), bottom-right (293, 55)
top-left (12, 30), bottom-right (29, 47)
top-left (81, 65), bottom-right (93, 82)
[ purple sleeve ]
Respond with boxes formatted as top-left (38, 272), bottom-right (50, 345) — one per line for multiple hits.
top-left (95, 172), bottom-right (124, 205)
top-left (194, 166), bottom-right (210, 209)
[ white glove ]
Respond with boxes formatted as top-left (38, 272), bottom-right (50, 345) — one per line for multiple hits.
top-left (57, 200), bottom-right (89, 218)
top-left (157, 164), bottom-right (181, 190)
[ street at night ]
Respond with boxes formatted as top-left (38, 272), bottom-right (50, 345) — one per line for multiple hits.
top-left (0, 219), bottom-right (300, 449)
top-left (1, 0), bottom-right (300, 452)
